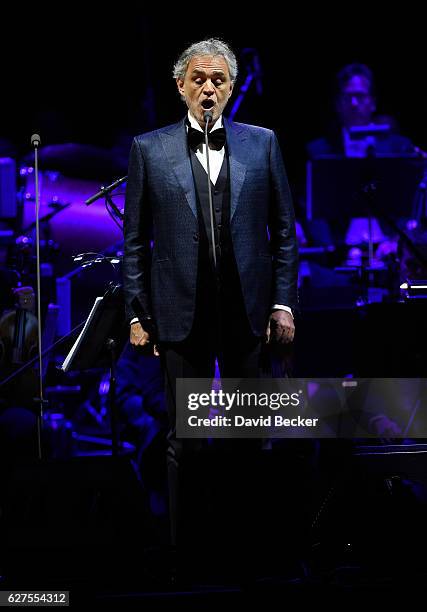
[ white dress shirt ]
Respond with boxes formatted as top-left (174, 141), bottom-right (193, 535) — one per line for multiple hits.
top-left (187, 111), bottom-right (225, 185)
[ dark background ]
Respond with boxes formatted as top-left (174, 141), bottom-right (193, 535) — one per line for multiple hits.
top-left (2, 5), bottom-right (426, 187)
top-left (2, 10), bottom-right (427, 592)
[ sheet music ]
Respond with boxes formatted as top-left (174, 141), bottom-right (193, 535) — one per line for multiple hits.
top-left (61, 296), bottom-right (103, 372)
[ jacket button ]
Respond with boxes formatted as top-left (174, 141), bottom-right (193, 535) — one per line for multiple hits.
top-left (193, 233), bottom-right (199, 242)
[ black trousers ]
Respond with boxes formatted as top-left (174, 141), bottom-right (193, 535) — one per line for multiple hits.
top-left (159, 269), bottom-right (265, 549)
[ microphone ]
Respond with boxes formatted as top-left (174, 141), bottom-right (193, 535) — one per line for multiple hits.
top-left (31, 133), bottom-right (41, 148)
top-left (203, 111), bottom-right (213, 124)
top-left (85, 175), bottom-right (127, 205)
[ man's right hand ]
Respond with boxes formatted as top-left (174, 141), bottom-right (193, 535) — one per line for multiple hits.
top-left (130, 321), bottom-right (150, 347)
top-left (130, 322), bottom-right (159, 356)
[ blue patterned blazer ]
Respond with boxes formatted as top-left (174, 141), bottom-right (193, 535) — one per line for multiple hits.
top-left (123, 116), bottom-right (298, 342)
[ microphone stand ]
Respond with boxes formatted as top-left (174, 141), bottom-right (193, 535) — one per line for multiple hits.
top-left (203, 111), bottom-right (217, 270)
top-left (85, 176), bottom-right (127, 207)
top-left (85, 176), bottom-right (126, 232)
top-left (31, 133), bottom-right (47, 460)
top-left (229, 48), bottom-right (263, 121)
top-left (203, 111), bottom-right (225, 391)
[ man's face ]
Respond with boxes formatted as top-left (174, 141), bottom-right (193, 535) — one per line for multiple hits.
top-left (336, 75), bottom-right (376, 127)
top-left (176, 55), bottom-right (233, 128)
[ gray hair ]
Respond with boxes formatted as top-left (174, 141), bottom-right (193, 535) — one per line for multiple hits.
top-left (173, 38), bottom-right (238, 84)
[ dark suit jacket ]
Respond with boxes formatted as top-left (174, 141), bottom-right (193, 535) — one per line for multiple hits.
top-left (123, 116), bottom-right (298, 343)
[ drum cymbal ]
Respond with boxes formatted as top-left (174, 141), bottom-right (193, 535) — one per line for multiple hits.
top-left (22, 143), bottom-right (126, 180)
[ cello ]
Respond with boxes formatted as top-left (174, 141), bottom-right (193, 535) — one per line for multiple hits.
top-left (0, 286), bottom-right (39, 407)
top-left (0, 285), bottom-right (58, 409)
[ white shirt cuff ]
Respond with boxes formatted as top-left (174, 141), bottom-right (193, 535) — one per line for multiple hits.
top-left (130, 317), bottom-right (139, 325)
top-left (272, 304), bottom-right (293, 318)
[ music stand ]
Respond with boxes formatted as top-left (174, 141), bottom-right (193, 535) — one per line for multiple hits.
top-left (61, 283), bottom-right (128, 456)
top-left (306, 156), bottom-right (425, 223)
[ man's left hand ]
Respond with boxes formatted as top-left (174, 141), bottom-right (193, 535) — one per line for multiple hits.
top-left (266, 310), bottom-right (295, 344)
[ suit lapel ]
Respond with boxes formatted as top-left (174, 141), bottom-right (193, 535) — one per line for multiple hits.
top-left (224, 117), bottom-right (248, 221)
top-left (158, 116), bottom-right (248, 221)
top-left (159, 119), bottom-right (197, 218)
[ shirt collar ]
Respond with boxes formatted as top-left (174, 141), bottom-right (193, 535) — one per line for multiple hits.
top-left (187, 110), bottom-right (223, 133)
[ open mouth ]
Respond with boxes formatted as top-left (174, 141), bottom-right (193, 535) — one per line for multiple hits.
top-left (201, 99), bottom-right (215, 110)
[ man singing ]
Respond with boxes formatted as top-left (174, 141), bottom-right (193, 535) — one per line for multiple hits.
top-left (123, 38), bottom-right (298, 551)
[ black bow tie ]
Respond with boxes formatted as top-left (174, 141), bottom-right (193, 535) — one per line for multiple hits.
top-left (187, 126), bottom-right (226, 151)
